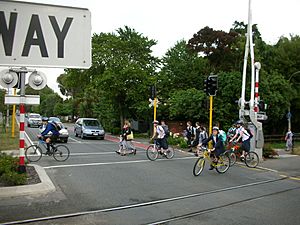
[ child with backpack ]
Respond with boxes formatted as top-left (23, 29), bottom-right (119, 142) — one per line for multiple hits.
top-left (229, 120), bottom-right (253, 159)
top-left (199, 126), bottom-right (226, 170)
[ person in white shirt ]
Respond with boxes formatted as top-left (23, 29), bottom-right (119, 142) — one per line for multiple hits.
top-left (229, 120), bottom-right (251, 159)
top-left (152, 120), bottom-right (168, 150)
top-left (285, 129), bottom-right (293, 151)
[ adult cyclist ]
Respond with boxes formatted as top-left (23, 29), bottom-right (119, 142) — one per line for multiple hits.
top-left (37, 117), bottom-right (60, 155)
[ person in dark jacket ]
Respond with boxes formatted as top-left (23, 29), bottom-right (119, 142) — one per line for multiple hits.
top-left (116, 120), bottom-right (136, 156)
top-left (199, 126), bottom-right (225, 170)
top-left (38, 117), bottom-right (60, 155)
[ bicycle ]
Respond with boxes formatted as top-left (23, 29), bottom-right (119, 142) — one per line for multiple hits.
top-left (25, 138), bottom-right (70, 162)
top-left (226, 142), bottom-right (259, 168)
top-left (146, 139), bottom-right (174, 161)
top-left (193, 146), bottom-right (230, 176)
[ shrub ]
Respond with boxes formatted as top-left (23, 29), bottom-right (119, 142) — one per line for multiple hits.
top-left (168, 136), bottom-right (188, 149)
top-left (0, 153), bottom-right (27, 186)
top-left (1, 171), bottom-right (27, 186)
top-left (263, 144), bottom-right (279, 158)
top-left (111, 127), bottom-right (121, 135)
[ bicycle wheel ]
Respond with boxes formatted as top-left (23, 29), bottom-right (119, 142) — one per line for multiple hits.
top-left (146, 145), bottom-right (159, 161)
top-left (53, 145), bottom-right (70, 162)
top-left (25, 145), bottom-right (42, 162)
top-left (193, 157), bottom-right (205, 176)
top-left (165, 146), bottom-right (175, 159)
top-left (245, 151), bottom-right (259, 168)
top-left (229, 152), bottom-right (237, 166)
top-left (215, 154), bottom-right (230, 174)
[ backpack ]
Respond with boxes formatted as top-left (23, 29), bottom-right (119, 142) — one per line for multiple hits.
top-left (162, 125), bottom-right (170, 137)
top-left (245, 128), bottom-right (253, 139)
top-left (51, 121), bottom-right (62, 131)
top-left (218, 130), bottom-right (227, 143)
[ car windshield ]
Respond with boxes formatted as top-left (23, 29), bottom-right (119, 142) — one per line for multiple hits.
top-left (83, 120), bottom-right (101, 127)
top-left (49, 117), bottom-right (60, 122)
top-left (29, 114), bottom-right (40, 118)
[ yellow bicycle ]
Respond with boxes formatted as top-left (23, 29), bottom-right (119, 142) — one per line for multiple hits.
top-left (193, 147), bottom-right (230, 176)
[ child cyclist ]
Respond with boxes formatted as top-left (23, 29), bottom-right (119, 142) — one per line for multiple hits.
top-left (198, 126), bottom-right (225, 170)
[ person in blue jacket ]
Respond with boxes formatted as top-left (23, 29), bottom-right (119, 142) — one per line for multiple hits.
top-left (199, 126), bottom-right (225, 170)
top-left (37, 117), bottom-right (60, 154)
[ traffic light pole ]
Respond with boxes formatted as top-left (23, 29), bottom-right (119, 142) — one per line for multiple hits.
top-left (153, 97), bottom-right (157, 135)
top-left (208, 95), bottom-right (213, 149)
top-left (209, 95), bottom-right (213, 136)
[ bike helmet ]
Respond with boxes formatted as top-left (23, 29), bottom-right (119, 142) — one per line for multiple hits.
top-left (42, 117), bottom-right (49, 122)
top-left (212, 126), bottom-right (219, 131)
top-left (153, 120), bottom-right (159, 124)
top-left (236, 120), bottom-right (243, 125)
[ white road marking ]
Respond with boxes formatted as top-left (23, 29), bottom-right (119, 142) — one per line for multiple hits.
top-left (43, 156), bottom-right (196, 169)
top-left (70, 152), bottom-right (118, 156)
top-left (68, 137), bottom-right (82, 143)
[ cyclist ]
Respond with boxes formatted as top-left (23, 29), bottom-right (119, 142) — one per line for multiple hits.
top-left (199, 126), bottom-right (225, 170)
top-left (37, 117), bottom-right (60, 155)
top-left (229, 120), bottom-right (251, 159)
top-left (151, 120), bottom-right (168, 153)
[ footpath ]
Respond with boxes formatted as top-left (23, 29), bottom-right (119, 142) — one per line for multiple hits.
top-left (0, 135), bottom-right (299, 198)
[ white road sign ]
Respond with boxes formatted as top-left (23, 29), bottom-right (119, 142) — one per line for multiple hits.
top-left (0, 0), bottom-right (91, 68)
top-left (5, 95), bottom-right (40, 105)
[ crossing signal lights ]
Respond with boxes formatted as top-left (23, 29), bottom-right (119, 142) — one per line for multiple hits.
top-left (204, 75), bottom-right (218, 96)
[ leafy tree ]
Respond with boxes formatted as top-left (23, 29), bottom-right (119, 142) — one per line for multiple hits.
top-left (24, 85), bottom-right (62, 116)
top-left (0, 89), bottom-right (6, 114)
top-left (213, 71), bottom-right (242, 129)
top-left (187, 26), bottom-right (239, 71)
top-left (57, 26), bottom-right (159, 128)
top-left (168, 88), bottom-right (206, 121)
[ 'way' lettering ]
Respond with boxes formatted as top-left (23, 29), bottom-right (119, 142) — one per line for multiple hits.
top-left (0, 11), bottom-right (73, 58)
top-left (0, 12), bottom-right (17, 56)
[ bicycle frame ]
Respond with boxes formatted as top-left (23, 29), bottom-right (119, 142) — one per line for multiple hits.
top-left (36, 139), bottom-right (53, 152)
top-left (201, 149), bottom-right (221, 167)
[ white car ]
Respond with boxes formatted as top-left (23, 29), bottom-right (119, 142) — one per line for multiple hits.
top-left (27, 113), bottom-right (42, 128)
top-left (39, 117), bottom-right (69, 143)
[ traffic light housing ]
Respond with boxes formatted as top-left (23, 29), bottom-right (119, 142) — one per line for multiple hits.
top-left (149, 85), bottom-right (156, 99)
top-left (204, 75), bottom-right (218, 96)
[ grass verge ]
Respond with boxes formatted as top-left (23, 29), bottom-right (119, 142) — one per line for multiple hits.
top-left (0, 119), bottom-right (20, 151)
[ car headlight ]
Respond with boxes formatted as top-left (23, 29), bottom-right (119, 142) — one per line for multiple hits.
top-left (82, 128), bottom-right (90, 133)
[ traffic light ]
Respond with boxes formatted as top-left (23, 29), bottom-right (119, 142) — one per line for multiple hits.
top-left (258, 100), bottom-right (265, 111)
top-left (203, 75), bottom-right (218, 96)
top-left (149, 85), bottom-right (156, 99)
top-left (204, 79), bottom-right (208, 95)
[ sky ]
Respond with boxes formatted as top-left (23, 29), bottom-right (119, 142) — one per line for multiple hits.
top-left (2, 0), bottom-right (300, 95)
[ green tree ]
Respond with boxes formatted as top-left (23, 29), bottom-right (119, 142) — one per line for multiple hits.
top-left (57, 26), bottom-right (159, 128)
top-left (187, 26), bottom-right (239, 72)
top-left (168, 88), bottom-right (206, 121)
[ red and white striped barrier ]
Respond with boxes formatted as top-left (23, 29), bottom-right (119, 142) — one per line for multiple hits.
top-left (19, 104), bottom-right (26, 172)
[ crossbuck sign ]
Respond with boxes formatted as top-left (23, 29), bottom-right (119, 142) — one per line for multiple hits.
top-left (0, 0), bottom-right (91, 68)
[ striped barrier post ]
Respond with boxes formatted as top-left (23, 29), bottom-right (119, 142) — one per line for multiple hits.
top-left (18, 103), bottom-right (26, 172)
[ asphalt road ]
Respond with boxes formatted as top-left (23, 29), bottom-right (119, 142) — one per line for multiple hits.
top-left (1, 124), bottom-right (300, 225)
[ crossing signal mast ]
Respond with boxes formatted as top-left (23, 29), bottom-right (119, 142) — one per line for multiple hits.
top-left (204, 75), bottom-right (218, 140)
top-left (239, 0), bottom-right (265, 160)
